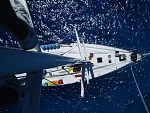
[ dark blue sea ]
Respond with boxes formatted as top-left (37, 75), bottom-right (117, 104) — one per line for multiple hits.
top-left (1, 0), bottom-right (150, 113)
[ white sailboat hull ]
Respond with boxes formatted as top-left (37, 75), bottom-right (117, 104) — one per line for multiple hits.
top-left (41, 43), bottom-right (141, 86)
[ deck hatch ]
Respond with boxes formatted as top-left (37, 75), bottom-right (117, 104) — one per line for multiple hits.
top-left (97, 57), bottom-right (102, 63)
top-left (119, 54), bottom-right (127, 61)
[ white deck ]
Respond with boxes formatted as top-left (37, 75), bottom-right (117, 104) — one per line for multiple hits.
top-left (41, 43), bottom-right (140, 86)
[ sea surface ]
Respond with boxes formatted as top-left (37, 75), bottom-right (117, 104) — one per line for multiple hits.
top-left (1, 0), bottom-right (150, 113)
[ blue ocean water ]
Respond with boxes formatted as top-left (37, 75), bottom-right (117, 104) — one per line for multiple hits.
top-left (1, 0), bottom-right (150, 113)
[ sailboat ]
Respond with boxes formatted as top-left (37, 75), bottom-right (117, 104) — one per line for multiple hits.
top-left (40, 43), bottom-right (141, 86)
top-left (39, 28), bottom-right (142, 86)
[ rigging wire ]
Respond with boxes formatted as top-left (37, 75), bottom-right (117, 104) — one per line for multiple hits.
top-left (131, 66), bottom-right (150, 113)
top-left (69, 84), bottom-right (89, 113)
top-left (60, 44), bottom-right (77, 56)
top-left (84, 45), bottom-right (131, 53)
top-left (142, 53), bottom-right (150, 56)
